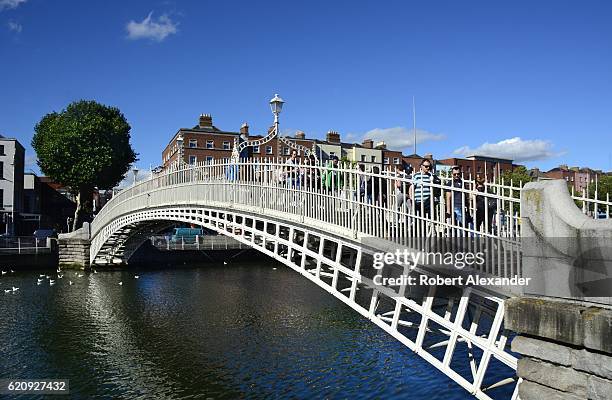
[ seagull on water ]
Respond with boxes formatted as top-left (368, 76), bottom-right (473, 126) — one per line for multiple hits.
top-left (223, 261), bottom-right (228, 265)
top-left (3, 289), bottom-right (11, 293)
top-left (39, 274), bottom-right (46, 278)
top-left (10, 269), bottom-right (14, 273)
top-left (77, 274), bottom-right (84, 278)
top-left (1, 271), bottom-right (6, 275)
top-left (57, 267), bottom-right (61, 273)
top-left (12, 286), bottom-right (19, 292)
top-left (37, 279), bottom-right (43, 285)
top-left (93, 270), bottom-right (97, 274)
top-left (49, 280), bottom-right (55, 286)
top-left (69, 281), bottom-right (74, 285)
top-left (57, 274), bottom-right (63, 279)
top-left (134, 275), bottom-right (139, 279)
top-left (272, 267), bottom-right (277, 270)
top-left (118, 282), bottom-right (123, 286)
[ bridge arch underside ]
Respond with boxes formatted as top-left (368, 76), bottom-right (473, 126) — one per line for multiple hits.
top-left (92, 206), bottom-right (519, 400)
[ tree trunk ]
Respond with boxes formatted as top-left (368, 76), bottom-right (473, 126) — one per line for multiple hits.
top-left (72, 188), bottom-right (93, 231)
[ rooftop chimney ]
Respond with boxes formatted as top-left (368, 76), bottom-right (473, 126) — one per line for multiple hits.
top-left (424, 153), bottom-right (433, 159)
top-left (199, 113), bottom-right (213, 128)
top-left (295, 130), bottom-right (306, 139)
top-left (326, 130), bottom-right (341, 144)
top-left (240, 122), bottom-right (249, 136)
top-left (362, 139), bottom-right (373, 149)
top-left (375, 141), bottom-right (387, 150)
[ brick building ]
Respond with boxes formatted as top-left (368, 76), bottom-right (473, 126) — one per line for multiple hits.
top-left (438, 155), bottom-right (515, 181)
top-left (161, 114), bottom-right (242, 167)
top-left (543, 165), bottom-right (605, 193)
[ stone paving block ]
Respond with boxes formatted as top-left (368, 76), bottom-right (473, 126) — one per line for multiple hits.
top-left (571, 348), bottom-right (612, 380)
top-left (511, 336), bottom-right (572, 365)
top-left (587, 375), bottom-right (612, 400)
top-left (517, 358), bottom-right (587, 397)
top-left (518, 380), bottom-right (583, 400)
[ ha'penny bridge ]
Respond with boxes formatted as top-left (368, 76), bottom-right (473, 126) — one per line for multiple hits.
top-left (59, 158), bottom-right (612, 400)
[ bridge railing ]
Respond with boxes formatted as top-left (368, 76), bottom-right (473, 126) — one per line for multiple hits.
top-left (93, 159), bottom-right (528, 279)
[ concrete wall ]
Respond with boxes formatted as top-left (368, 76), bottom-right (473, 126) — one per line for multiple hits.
top-left (508, 180), bottom-right (612, 399)
top-left (520, 179), bottom-right (612, 306)
top-left (58, 222), bottom-right (90, 268)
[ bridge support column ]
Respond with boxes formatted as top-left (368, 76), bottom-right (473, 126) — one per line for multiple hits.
top-left (505, 297), bottom-right (612, 400)
top-left (507, 180), bottom-right (612, 399)
top-left (58, 222), bottom-right (91, 269)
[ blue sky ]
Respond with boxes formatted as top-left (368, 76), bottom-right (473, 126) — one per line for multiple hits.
top-left (1, 0), bottom-right (611, 176)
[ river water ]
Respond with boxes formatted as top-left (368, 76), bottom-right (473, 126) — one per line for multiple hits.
top-left (0, 261), bottom-right (477, 399)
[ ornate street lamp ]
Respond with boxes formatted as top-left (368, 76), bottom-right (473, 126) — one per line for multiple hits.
top-left (269, 93), bottom-right (284, 126)
top-left (132, 168), bottom-right (139, 185)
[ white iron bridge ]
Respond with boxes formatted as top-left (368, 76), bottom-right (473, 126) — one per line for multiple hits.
top-left (90, 159), bottom-right (596, 400)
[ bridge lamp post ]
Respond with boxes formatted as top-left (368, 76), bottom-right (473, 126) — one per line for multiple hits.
top-left (132, 168), bottom-right (139, 185)
top-left (269, 93), bottom-right (284, 135)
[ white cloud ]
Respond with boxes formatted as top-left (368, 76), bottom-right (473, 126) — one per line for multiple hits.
top-left (453, 137), bottom-right (562, 162)
top-left (126, 12), bottom-right (178, 42)
top-left (355, 127), bottom-right (446, 152)
top-left (0, 0), bottom-right (26, 11)
top-left (116, 168), bottom-right (153, 189)
top-left (7, 20), bottom-right (21, 33)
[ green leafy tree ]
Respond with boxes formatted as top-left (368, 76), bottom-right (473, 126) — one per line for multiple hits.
top-left (32, 100), bottom-right (137, 230)
top-left (498, 165), bottom-right (532, 188)
top-left (588, 174), bottom-right (612, 201)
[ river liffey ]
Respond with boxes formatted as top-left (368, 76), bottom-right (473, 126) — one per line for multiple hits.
top-left (0, 262), bottom-right (487, 399)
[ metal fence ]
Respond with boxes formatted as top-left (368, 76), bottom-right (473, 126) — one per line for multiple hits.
top-left (150, 234), bottom-right (249, 251)
top-left (570, 186), bottom-right (611, 219)
top-left (0, 236), bottom-right (53, 254)
top-left (92, 159), bottom-right (532, 279)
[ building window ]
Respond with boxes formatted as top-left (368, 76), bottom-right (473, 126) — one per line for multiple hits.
top-left (394, 157), bottom-right (400, 165)
top-left (361, 155), bottom-right (366, 162)
top-left (0, 161), bottom-right (3, 179)
top-left (283, 147), bottom-right (290, 155)
top-left (206, 140), bottom-right (214, 149)
top-left (383, 157), bottom-right (389, 165)
top-left (189, 156), bottom-right (197, 165)
top-left (206, 156), bottom-right (213, 163)
top-left (371, 155), bottom-right (376, 163)
top-left (253, 146), bottom-right (260, 153)
top-left (0, 145), bottom-right (4, 155)
top-left (189, 139), bottom-right (197, 148)
top-left (223, 141), bottom-right (231, 150)
top-left (266, 146), bottom-right (273, 154)
top-left (0, 189), bottom-right (3, 208)
top-left (477, 166), bottom-right (482, 173)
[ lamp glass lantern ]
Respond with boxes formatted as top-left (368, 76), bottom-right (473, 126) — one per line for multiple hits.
top-left (269, 94), bottom-right (284, 117)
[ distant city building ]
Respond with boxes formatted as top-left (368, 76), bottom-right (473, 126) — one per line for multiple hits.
top-left (23, 173), bottom-right (77, 234)
top-left (0, 136), bottom-right (25, 234)
top-left (543, 164), bottom-right (605, 193)
top-left (438, 155), bottom-right (515, 181)
top-left (161, 114), bottom-right (241, 167)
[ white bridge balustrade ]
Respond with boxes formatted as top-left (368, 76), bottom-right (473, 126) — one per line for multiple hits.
top-left (86, 159), bottom-right (612, 400)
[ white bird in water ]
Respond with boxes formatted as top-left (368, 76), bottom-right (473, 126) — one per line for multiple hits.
top-left (39, 274), bottom-right (46, 278)
top-left (69, 281), bottom-right (74, 285)
top-left (93, 270), bottom-right (97, 274)
top-left (57, 274), bottom-right (63, 279)
top-left (134, 275), bottom-right (139, 279)
top-left (49, 280), bottom-right (55, 286)
top-left (1, 271), bottom-right (6, 275)
top-left (45, 275), bottom-right (50, 279)
top-left (74, 272), bottom-right (78, 276)
top-left (223, 261), bottom-right (228, 265)
top-left (57, 268), bottom-right (61, 273)
top-left (3, 289), bottom-right (11, 293)
top-left (10, 269), bottom-right (14, 273)
top-left (272, 267), bottom-right (277, 270)
top-left (11, 286), bottom-right (19, 292)
top-left (77, 274), bottom-right (84, 278)
top-left (118, 282), bottom-right (123, 286)
top-left (37, 279), bottom-right (43, 285)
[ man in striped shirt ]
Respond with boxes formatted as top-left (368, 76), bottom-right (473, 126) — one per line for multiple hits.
top-left (410, 159), bottom-right (433, 216)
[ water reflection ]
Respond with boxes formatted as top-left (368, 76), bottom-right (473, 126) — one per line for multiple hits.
top-left (0, 263), bottom-right (471, 399)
